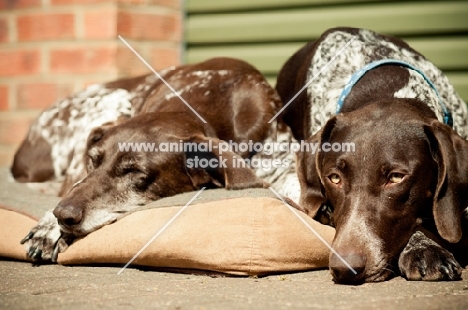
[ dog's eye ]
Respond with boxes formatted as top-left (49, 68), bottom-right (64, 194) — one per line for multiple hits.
top-left (121, 166), bottom-right (145, 176)
top-left (388, 173), bottom-right (404, 184)
top-left (127, 171), bottom-right (149, 190)
top-left (329, 173), bottom-right (341, 185)
top-left (87, 154), bottom-right (102, 171)
top-left (121, 167), bottom-right (146, 180)
top-left (134, 176), bottom-right (148, 190)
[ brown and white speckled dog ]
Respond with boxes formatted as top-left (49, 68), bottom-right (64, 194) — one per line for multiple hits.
top-left (276, 27), bottom-right (468, 283)
top-left (14, 57), bottom-right (279, 262)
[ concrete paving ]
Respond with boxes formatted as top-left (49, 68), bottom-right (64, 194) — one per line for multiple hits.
top-left (1, 260), bottom-right (467, 310)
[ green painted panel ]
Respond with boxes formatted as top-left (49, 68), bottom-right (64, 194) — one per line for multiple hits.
top-left (408, 38), bottom-right (468, 70)
top-left (186, 0), bottom-right (378, 13)
top-left (186, 42), bottom-right (303, 73)
top-left (447, 73), bottom-right (468, 102)
top-left (265, 76), bottom-right (277, 87)
top-left (186, 1), bottom-right (468, 44)
top-left (186, 37), bottom-right (468, 73)
top-left (185, 0), bottom-right (468, 103)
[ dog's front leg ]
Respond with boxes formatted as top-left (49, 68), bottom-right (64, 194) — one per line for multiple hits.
top-left (398, 230), bottom-right (462, 281)
top-left (20, 210), bottom-right (73, 263)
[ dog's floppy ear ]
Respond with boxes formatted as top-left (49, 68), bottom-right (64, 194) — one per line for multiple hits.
top-left (424, 120), bottom-right (468, 243)
top-left (184, 135), bottom-right (268, 190)
top-left (86, 117), bottom-right (129, 149)
top-left (297, 117), bottom-right (337, 219)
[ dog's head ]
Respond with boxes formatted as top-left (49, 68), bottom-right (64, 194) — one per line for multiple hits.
top-left (53, 112), bottom-right (266, 236)
top-left (297, 99), bottom-right (468, 283)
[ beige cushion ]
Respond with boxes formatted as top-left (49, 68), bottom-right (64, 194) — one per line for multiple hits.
top-left (0, 208), bottom-right (35, 261)
top-left (57, 197), bottom-right (334, 275)
top-left (0, 166), bottom-right (334, 276)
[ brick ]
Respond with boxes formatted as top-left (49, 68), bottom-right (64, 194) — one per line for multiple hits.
top-left (0, 18), bottom-right (8, 43)
top-left (51, 0), bottom-right (107, 5)
top-left (117, 46), bottom-right (150, 77)
top-left (148, 0), bottom-right (181, 9)
top-left (0, 113), bottom-right (35, 147)
top-left (17, 83), bottom-right (74, 110)
top-left (151, 47), bottom-right (180, 70)
top-left (0, 49), bottom-right (41, 76)
top-left (17, 13), bottom-right (75, 42)
top-left (0, 85), bottom-right (8, 111)
top-left (118, 0), bottom-right (146, 4)
top-left (117, 0), bottom-right (181, 7)
top-left (84, 9), bottom-right (117, 39)
top-left (0, 0), bottom-right (41, 9)
top-left (117, 12), bottom-right (181, 41)
top-left (50, 46), bottom-right (117, 74)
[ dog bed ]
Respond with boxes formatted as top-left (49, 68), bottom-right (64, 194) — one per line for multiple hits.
top-left (0, 167), bottom-right (334, 276)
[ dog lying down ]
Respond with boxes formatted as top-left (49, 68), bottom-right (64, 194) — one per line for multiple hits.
top-left (14, 57), bottom-right (281, 262)
top-left (275, 27), bottom-right (468, 283)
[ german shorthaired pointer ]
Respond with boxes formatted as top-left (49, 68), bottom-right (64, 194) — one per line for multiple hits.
top-left (15, 57), bottom-right (279, 262)
top-left (276, 27), bottom-right (468, 283)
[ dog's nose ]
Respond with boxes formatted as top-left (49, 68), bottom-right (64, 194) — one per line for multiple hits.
top-left (53, 204), bottom-right (83, 227)
top-left (329, 252), bottom-right (366, 284)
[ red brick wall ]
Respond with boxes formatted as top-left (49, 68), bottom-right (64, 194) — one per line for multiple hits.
top-left (0, 0), bottom-right (182, 166)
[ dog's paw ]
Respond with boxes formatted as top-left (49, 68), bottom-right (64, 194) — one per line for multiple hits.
top-left (398, 231), bottom-right (462, 281)
top-left (20, 210), bottom-right (71, 263)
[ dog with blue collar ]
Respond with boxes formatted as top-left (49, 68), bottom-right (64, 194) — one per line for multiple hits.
top-left (275, 27), bottom-right (468, 284)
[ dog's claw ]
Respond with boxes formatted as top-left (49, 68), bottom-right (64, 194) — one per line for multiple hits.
top-left (398, 231), bottom-right (462, 281)
top-left (417, 265), bottom-right (426, 278)
top-left (20, 231), bottom-right (34, 244)
top-left (20, 210), bottom-right (70, 262)
top-left (28, 247), bottom-right (36, 259)
top-left (30, 248), bottom-right (43, 260)
top-left (439, 265), bottom-right (450, 278)
top-left (52, 242), bottom-right (61, 263)
top-left (28, 247), bottom-right (34, 257)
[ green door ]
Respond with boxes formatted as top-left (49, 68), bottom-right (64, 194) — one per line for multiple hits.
top-left (185, 0), bottom-right (468, 101)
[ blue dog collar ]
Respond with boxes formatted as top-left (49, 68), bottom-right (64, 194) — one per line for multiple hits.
top-left (336, 59), bottom-right (453, 126)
